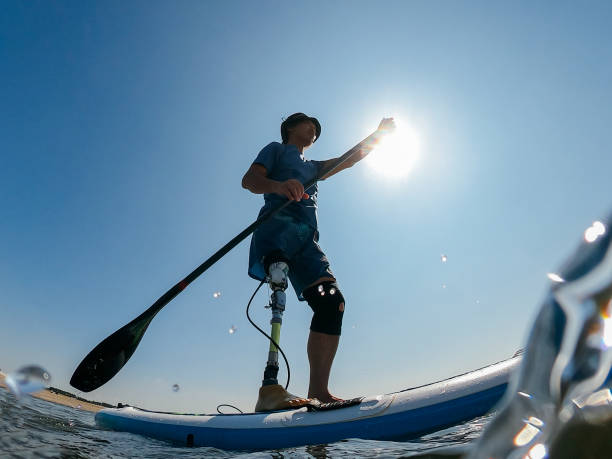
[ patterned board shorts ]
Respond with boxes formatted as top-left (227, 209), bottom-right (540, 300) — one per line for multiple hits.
top-left (248, 214), bottom-right (335, 300)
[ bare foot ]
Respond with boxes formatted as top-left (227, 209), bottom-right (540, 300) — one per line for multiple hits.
top-left (309, 392), bottom-right (344, 404)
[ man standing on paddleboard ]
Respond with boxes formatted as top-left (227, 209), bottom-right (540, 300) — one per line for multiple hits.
top-left (242, 113), bottom-right (394, 411)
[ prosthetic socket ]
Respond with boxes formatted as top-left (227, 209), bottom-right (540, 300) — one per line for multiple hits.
top-left (261, 261), bottom-right (289, 386)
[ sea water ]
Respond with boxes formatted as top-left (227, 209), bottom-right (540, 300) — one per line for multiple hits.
top-left (0, 386), bottom-right (484, 458)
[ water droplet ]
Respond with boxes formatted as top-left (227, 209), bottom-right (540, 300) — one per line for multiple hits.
top-left (5, 365), bottom-right (51, 399)
top-left (593, 221), bottom-right (606, 234)
top-left (528, 416), bottom-right (545, 427)
top-left (585, 228), bottom-right (598, 243)
top-left (527, 443), bottom-right (547, 459)
top-left (229, 325), bottom-right (237, 334)
top-left (329, 288), bottom-right (336, 295)
top-left (584, 221), bottom-right (606, 243)
top-left (547, 272), bottom-right (565, 283)
top-left (213, 291), bottom-right (221, 299)
top-left (172, 384), bottom-right (180, 392)
top-left (441, 254), bottom-right (448, 263)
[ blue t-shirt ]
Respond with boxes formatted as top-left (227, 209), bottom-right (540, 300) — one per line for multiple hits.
top-left (253, 142), bottom-right (323, 230)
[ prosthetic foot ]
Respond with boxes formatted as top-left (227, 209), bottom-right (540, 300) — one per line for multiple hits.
top-left (254, 260), bottom-right (313, 412)
top-left (255, 384), bottom-right (312, 412)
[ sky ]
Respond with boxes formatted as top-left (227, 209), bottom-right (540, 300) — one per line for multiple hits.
top-left (1, 1), bottom-right (611, 413)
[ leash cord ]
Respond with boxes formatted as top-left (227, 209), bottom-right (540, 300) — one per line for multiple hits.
top-left (246, 280), bottom-right (291, 390)
top-left (215, 280), bottom-right (292, 414)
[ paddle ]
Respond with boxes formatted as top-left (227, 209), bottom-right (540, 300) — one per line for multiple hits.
top-left (70, 122), bottom-right (394, 392)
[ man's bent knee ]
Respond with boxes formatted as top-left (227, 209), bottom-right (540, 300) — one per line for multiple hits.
top-left (303, 281), bottom-right (345, 335)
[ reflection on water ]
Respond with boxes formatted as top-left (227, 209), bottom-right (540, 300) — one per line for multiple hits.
top-left (470, 212), bottom-right (612, 458)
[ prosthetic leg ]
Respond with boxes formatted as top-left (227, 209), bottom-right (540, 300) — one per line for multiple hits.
top-left (254, 260), bottom-right (312, 412)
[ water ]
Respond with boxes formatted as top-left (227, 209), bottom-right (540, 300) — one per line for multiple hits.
top-left (4, 365), bottom-right (51, 399)
top-left (546, 273), bottom-right (565, 283)
top-left (584, 221), bottom-right (605, 243)
top-left (467, 212), bottom-right (612, 458)
top-left (0, 387), bottom-right (487, 458)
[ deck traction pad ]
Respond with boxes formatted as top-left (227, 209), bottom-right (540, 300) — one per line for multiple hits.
top-left (306, 396), bottom-right (364, 412)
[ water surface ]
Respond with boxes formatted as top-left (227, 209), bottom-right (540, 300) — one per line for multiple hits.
top-left (0, 387), bottom-right (486, 458)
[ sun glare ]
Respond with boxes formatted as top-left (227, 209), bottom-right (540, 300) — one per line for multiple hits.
top-left (366, 119), bottom-right (419, 179)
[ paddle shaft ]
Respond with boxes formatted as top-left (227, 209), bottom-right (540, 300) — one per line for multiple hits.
top-left (70, 130), bottom-right (384, 392)
top-left (147, 138), bottom-right (374, 319)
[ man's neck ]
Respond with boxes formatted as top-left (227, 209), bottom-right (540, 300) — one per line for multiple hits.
top-left (286, 139), bottom-right (307, 154)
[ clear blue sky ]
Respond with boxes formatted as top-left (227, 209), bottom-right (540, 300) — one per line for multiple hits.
top-left (2, 1), bottom-right (611, 412)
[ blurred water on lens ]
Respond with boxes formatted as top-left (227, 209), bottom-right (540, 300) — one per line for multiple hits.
top-left (469, 211), bottom-right (612, 458)
top-left (5, 365), bottom-right (51, 399)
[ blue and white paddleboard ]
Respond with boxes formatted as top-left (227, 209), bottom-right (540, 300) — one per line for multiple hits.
top-left (95, 356), bottom-right (519, 450)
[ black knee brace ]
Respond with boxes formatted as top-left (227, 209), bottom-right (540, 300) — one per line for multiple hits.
top-left (302, 281), bottom-right (345, 335)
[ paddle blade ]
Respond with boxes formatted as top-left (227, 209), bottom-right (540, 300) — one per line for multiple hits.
top-left (70, 316), bottom-right (152, 392)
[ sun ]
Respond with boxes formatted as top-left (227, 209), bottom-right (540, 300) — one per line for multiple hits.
top-left (365, 119), bottom-right (419, 179)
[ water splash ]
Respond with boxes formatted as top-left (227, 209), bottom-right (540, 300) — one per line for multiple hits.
top-left (470, 212), bottom-right (612, 458)
top-left (171, 384), bottom-right (180, 392)
top-left (4, 365), bottom-right (51, 399)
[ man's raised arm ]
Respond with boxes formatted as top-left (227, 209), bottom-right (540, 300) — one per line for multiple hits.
top-left (319, 117), bottom-right (395, 180)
